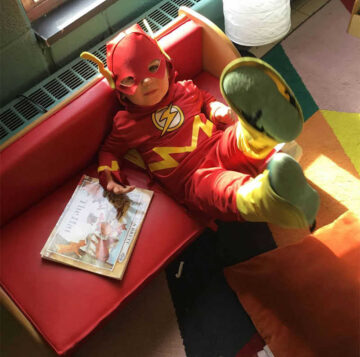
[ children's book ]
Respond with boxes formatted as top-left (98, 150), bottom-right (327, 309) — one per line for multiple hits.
top-left (41, 175), bottom-right (153, 280)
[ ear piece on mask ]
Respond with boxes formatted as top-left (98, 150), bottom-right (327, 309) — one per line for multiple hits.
top-left (80, 51), bottom-right (116, 90)
top-left (142, 19), bottom-right (171, 62)
top-left (142, 19), bottom-right (154, 39)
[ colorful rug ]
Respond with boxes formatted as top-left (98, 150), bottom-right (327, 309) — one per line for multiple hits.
top-left (265, 0), bottom-right (360, 247)
top-left (3, 1), bottom-right (359, 356)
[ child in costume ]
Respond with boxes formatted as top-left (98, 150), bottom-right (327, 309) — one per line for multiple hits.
top-left (82, 24), bottom-right (319, 229)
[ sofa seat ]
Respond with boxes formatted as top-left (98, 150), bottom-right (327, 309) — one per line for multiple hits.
top-left (0, 161), bottom-right (205, 354)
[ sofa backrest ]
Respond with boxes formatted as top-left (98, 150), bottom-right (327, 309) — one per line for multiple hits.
top-left (0, 19), bottom-right (203, 226)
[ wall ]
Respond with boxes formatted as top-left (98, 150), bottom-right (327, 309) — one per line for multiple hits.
top-left (0, 0), bottom-right (224, 108)
top-left (0, 0), bottom-right (164, 107)
top-left (0, 1), bottom-right (50, 107)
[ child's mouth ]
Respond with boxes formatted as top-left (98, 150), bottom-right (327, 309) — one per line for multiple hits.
top-left (144, 89), bottom-right (157, 96)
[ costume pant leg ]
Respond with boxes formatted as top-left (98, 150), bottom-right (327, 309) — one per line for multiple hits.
top-left (215, 122), bottom-right (272, 174)
top-left (184, 166), bottom-right (250, 221)
top-left (183, 123), bottom-right (269, 221)
top-left (185, 123), bottom-right (310, 228)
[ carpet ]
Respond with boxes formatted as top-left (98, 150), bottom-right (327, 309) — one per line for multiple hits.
top-left (269, 110), bottom-right (360, 247)
top-left (165, 1), bottom-right (360, 355)
top-left (266, 0), bottom-right (360, 247)
top-left (341, 0), bottom-right (355, 13)
top-left (3, 1), bottom-right (359, 356)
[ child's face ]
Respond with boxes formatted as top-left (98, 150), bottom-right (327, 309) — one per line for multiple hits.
top-left (123, 59), bottom-right (169, 107)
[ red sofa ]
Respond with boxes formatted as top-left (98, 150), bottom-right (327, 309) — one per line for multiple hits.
top-left (0, 8), bottom-right (240, 355)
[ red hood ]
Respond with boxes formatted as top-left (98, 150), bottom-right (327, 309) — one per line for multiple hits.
top-left (106, 24), bottom-right (173, 97)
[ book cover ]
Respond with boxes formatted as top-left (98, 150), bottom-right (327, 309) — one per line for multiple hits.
top-left (41, 175), bottom-right (153, 279)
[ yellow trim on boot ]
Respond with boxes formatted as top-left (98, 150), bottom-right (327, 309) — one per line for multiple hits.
top-left (220, 57), bottom-right (304, 124)
top-left (220, 57), bottom-right (305, 160)
top-left (236, 120), bottom-right (279, 160)
top-left (236, 170), bottom-right (309, 228)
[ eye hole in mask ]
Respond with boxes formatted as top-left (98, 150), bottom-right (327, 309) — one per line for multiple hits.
top-left (120, 76), bottom-right (135, 87)
top-left (119, 59), bottom-right (161, 88)
top-left (148, 59), bottom-right (161, 73)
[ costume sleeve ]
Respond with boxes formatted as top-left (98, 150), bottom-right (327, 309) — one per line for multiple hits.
top-left (199, 88), bottom-right (235, 129)
top-left (98, 112), bottom-right (130, 189)
top-left (199, 87), bottom-right (216, 116)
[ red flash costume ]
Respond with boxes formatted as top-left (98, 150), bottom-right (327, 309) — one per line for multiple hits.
top-left (89, 24), bottom-right (318, 228)
top-left (97, 24), bottom-right (270, 222)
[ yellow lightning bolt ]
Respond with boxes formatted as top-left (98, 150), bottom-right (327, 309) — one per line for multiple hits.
top-left (148, 115), bottom-right (214, 172)
top-left (159, 104), bottom-right (177, 136)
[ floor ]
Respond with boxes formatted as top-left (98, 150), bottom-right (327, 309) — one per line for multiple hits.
top-left (250, 0), bottom-right (331, 58)
top-left (0, 0), bottom-right (349, 356)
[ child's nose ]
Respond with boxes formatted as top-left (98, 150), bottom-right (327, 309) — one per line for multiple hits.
top-left (142, 77), bottom-right (153, 86)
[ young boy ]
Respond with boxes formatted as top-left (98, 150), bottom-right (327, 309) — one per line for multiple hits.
top-left (86, 24), bottom-right (319, 229)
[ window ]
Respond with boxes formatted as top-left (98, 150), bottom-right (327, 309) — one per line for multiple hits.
top-left (20, 0), bottom-right (70, 22)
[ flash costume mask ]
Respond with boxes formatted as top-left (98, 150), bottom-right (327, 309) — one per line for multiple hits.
top-left (106, 24), bottom-right (169, 95)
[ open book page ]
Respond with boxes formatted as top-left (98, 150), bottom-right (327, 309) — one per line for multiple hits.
top-left (41, 175), bottom-right (153, 279)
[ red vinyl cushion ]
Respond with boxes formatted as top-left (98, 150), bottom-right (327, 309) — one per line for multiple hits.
top-left (158, 19), bottom-right (202, 81)
top-left (0, 164), bottom-right (204, 355)
top-left (193, 70), bottom-right (226, 104)
top-left (0, 80), bottom-right (118, 225)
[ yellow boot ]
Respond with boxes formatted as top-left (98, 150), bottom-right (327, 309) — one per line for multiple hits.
top-left (236, 166), bottom-right (319, 229)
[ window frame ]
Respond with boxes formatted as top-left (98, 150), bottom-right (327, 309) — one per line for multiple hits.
top-left (20, 0), bottom-right (70, 22)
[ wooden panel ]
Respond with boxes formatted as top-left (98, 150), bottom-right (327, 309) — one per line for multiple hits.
top-left (179, 6), bottom-right (241, 78)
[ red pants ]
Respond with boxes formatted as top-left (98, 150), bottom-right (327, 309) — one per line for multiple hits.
top-left (184, 123), bottom-right (271, 221)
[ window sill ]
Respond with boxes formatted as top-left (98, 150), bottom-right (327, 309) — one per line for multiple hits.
top-left (32, 0), bottom-right (117, 46)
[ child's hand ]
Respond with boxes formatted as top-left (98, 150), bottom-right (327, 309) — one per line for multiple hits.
top-left (210, 102), bottom-right (237, 125)
top-left (105, 170), bottom-right (135, 194)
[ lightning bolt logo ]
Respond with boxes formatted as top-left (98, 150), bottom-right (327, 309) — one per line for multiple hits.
top-left (148, 115), bottom-right (214, 172)
top-left (152, 104), bottom-right (184, 136)
top-left (159, 104), bottom-right (177, 136)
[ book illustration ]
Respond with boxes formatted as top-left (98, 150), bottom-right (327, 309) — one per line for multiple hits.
top-left (56, 240), bottom-right (86, 257)
top-left (41, 175), bottom-right (153, 279)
